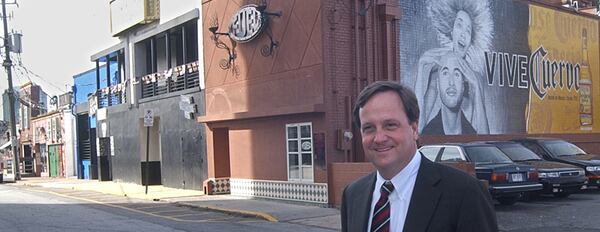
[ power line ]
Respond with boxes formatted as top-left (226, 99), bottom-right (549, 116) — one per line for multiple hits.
top-left (11, 53), bottom-right (65, 93)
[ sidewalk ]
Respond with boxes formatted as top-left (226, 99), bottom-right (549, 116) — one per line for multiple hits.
top-left (9, 177), bottom-right (341, 231)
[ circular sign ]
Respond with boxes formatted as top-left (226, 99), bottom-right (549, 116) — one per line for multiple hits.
top-left (228, 5), bottom-right (267, 43)
top-left (301, 141), bottom-right (312, 151)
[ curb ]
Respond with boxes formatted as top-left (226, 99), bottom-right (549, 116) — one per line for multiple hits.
top-left (174, 201), bottom-right (279, 222)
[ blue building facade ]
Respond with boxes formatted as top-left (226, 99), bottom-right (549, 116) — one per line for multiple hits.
top-left (72, 62), bottom-right (119, 179)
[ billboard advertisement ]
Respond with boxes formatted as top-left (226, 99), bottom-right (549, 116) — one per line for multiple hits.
top-left (400, 0), bottom-right (599, 135)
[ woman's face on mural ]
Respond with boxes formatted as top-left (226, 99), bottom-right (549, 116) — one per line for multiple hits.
top-left (438, 55), bottom-right (464, 109)
top-left (452, 10), bottom-right (472, 58)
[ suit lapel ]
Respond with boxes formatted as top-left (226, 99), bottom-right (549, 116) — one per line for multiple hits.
top-left (403, 157), bottom-right (442, 232)
top-left (354, 172), bottom-right (376, 231)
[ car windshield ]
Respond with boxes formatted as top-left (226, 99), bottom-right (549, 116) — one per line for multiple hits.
top-left (496, 144), bottom-right (543, 161)
top-left (541, 140), bottom-right (587, 157)
top-left (464, 146), bottom-right (513, 163)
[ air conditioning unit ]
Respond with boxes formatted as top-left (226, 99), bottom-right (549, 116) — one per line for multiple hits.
top-left (58, 93), bottom-right (72, 108)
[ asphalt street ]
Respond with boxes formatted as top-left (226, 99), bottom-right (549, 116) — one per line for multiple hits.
top-left (496, 189), bottom-right (600, 232)
top-left (0, 184), bottom-right (334, 232)
top-left (3, 182), bottom-right (600, 232)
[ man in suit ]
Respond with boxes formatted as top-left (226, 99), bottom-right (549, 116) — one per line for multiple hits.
top-left (341, 81), bottom-right (497, 232)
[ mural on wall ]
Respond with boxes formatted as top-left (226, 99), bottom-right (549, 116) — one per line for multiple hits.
top-left (525, 5), bottom-right (599, 133)
top-left (400, 0), bottom-right (599, 135)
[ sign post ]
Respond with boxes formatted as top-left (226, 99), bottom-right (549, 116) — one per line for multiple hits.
top-left (143, 110), bottom-right (154, 194)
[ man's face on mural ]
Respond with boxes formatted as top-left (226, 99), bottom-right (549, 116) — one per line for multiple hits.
top-left (452, 10), bottom-right (472, 58)
top-left (438, 55), bottom-right (464, 109)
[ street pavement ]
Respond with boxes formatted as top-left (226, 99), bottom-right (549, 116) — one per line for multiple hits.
top-left (6, 177), bottom-right (341, 231)
top-left (8, 177), bottom-right (600, 231)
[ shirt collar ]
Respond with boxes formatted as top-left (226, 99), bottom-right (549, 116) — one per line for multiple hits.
top-left (376, 151), bottom-right (421, 199)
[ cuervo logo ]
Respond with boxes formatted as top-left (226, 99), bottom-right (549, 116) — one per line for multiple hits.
top-left (228, 5), bottom-right (267, 43)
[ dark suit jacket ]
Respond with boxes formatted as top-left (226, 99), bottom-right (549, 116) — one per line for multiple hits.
top-left (341, 155), bottom-right (498, 232)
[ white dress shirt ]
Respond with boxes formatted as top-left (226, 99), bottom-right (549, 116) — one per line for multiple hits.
top-left (367, 151), bottom-right (421, 232)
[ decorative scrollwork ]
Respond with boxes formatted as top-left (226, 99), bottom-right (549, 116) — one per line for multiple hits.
top-left (260, 28), bottom-right (279, 57)
top-left (209, 5), bottom-right (282, 69)
top-left (209, 15), bottom-right (237, 71)
top-left (219, 59), bottom-right (231, 70)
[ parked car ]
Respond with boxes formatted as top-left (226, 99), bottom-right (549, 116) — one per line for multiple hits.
top-left (484, 141), bottom-right (586, 197)
top-left (419, 143), bottom-right (542, 205)
top-left (512, 138), bottom-right (600, 188)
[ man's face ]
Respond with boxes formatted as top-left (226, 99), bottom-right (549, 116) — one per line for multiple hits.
top-left (438, 55), bottom-right (465, 109)
top-left (359, 91), bottom-right (418, 178)
top-left (452, 10), bottom-right (472, 58)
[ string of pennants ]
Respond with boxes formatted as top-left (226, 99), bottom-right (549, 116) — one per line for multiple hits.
top-left (140, 61), bottom-right (200, 85)
top-left (89, 60), bottom-right (201, 98)
top-left (97, 79), bottom-right (129, 95)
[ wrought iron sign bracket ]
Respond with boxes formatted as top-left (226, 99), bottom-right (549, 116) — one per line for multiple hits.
top-left (208, 25), bottom-right (237, 71)
top-left (256, 5), bottom-right (282, 57)
top-left (261, 28), bottom-right (279, 57)
top-left (209, 4), bottom-right (284, 72)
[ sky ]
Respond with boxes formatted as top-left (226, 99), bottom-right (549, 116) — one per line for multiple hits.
top-left (0, 0), bottom-right (119, 97)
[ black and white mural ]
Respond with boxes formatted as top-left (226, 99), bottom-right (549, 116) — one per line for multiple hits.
top-left (400, 0), bottom-right (532, 135)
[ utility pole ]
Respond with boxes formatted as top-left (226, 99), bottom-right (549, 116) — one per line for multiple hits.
top-left (2, 0), bottom-right (19, 180)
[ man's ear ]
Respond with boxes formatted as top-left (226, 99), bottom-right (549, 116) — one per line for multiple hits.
top-left (411, 121), bottom-right (419, 140)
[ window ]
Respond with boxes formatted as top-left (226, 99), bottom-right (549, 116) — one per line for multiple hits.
top-left (440, 147), bottom-right (465, 162)
top-left (50, 118), bottom-right (56, 142)
top-left (40, 144), bottom-right (47, 173)
top-left (520, 142), bottom-right (546, 157)
top-left (49, 118), bottom-right (61, 142)
top-left (464, 146), bottom-right (512, 163)
top-left (138, 20), bottom-right (200, 99)
top-left (286, 123), bottom-right (313, 182)
top-left (420, 147), bottom-right (441, 161)
top-left (541, 140), bottom-right (587, 157)
top-left (496, 144), bottom-right (541, 161)
top-left (22, 106), bottom-right (29, 129)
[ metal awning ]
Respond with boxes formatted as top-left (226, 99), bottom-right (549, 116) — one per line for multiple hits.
top-left (0, 141), bottom-right (11, 150)
top-left (90, 42), bottom-right (125, 62)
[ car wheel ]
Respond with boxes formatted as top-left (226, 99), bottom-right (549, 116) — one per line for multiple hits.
top-left (498, 197), bottom-right (519, 205)
top-left (553, 192), bottom-right (570, 198)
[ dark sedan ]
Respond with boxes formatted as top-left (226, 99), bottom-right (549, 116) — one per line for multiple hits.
top-left (419, 143), bottom-right (542, 205)
top-left (484, 141), bottom-right (586, 197)
top-left (513, 138), bottom-right (600, 188)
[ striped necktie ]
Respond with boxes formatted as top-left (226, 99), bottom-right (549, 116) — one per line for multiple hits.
top-left (371, 181), bottom-right (395, 232)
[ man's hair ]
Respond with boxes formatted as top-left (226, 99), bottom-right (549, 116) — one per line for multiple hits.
top-left (353, 81), bottom-right (420, 129)
top-left (428, 0), bottom-right (493, 73)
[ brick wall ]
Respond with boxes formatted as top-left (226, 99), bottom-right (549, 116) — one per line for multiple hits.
top-left (321, 0), bottom-right (357, 165)
top-left (328, 162), bottom-right (375, 207)
top-left (321, 0), bottom-right (401, 164)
